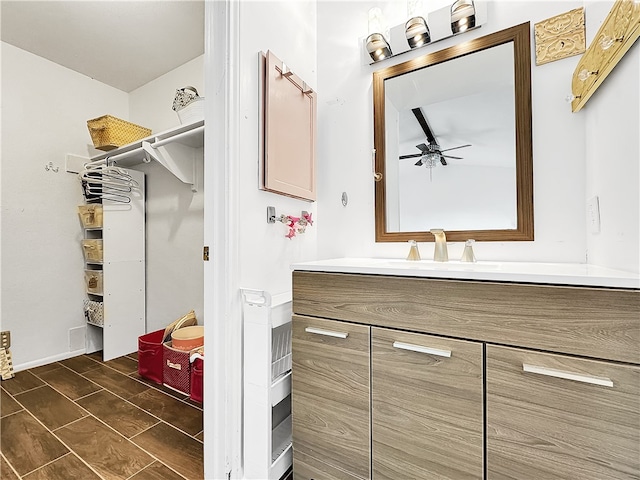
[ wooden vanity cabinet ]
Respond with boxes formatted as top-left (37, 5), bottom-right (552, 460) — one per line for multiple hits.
top-left (371, 328), bottom-right (483, 480)
top-left (291, 271), bottom-right (640, 480)
top-left (291, 316), bottom-right (371, 480)
top-left (486, 345), bottom-right (640, 480)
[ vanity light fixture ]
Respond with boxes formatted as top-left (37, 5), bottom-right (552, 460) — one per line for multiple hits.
top-left (366, 7), bottom-right (392, 62)
top-left (451, 0), bottom-right (476, 34)
top-left (406, 16), bottom-right (430, 48)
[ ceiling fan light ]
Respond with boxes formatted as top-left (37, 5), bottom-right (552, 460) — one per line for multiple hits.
top-left (422, 152), bottom-right (440, 168)
top-left (366, 33), bottom-right (392, 62)
top-left (405, 16), bottom-right (430, 49)
top-left (451, 0), bottom-right (476, 34)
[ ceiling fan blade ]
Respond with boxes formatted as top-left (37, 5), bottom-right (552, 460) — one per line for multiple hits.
top-left (411, 108), bottom-right (438, 145)
top-left (414, 159), bottom-right (423, 166)
top-left (441, 154), bottom-right (463, 160)
top-left (440, 144), bottom-right (472, 152)
top-left (440, 156), bottom-right (448, 166)
top-left (415, 143), bottom-right (428, 152)
top-left (400, 153), bottom-right (423, 159)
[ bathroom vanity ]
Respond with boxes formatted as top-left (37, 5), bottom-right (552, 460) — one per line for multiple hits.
top-left (290, 259), bottom-right (639, 480)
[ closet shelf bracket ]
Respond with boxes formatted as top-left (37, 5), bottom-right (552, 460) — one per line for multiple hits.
top-left (141, 141), bottom-right (198, 192)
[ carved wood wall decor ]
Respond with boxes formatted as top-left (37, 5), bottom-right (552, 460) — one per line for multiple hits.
top-left (534, 8), bottom-right (585, 66)
top-left (572, 0), bottom-right (640, 112)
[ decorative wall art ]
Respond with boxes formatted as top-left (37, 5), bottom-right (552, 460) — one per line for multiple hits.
top-left (534, 8), bottom-right (585, 66)
top-left (571, 0), bottom-right (640, 112)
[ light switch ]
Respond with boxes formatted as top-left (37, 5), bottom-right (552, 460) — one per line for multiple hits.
top-left (587, 196), bottom-right (600, 234)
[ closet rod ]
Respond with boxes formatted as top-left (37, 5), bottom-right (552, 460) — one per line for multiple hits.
top-left (106, 146), bottom-right (144, 164)
top-left (151, 126), bottom-right (205, 149)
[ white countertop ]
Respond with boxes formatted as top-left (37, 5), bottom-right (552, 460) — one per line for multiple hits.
top-left (291, 258), bottom-right (640, 289)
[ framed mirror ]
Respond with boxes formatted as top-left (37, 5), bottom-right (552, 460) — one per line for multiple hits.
top-left (373, 22), bottom-right (533, 242)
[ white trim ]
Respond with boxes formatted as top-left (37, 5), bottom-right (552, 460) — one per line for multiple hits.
top-left (204, 0), bottom-right (242, 479)
top-left (13, 349), bottom-right (86, 373)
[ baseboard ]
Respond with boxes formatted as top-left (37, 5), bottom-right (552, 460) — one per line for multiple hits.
top-left (13, 349), bottom-right (86, 373)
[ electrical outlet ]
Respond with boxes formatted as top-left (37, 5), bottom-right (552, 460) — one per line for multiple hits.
top-left (587, 196), bottom-right (600, 234)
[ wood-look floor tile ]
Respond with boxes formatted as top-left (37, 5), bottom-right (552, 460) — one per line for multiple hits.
top-left (1, 454), bottom-right (20, 480)
top-left (86, 351), bottom-right (104, 363)
top-left (37, 365), bottom-right (102, 400)
top-left (22, 453), bottom-right (101, 480)
top-left (1, 410), bottom-right (68, 476)
top-left (129, 461), bottom-right (187, 480)
top-left (59, 355), bottom-right (101, 373)
top-left (0, 371), bottom-right (43, 395)
top-left (28, 362), bottom-right (63, 377)
top-left (127, 351), bottom-right (139, 361)
top-left (131, 423), bottom-right (203, 480)
top-left (128, 389), bottom-right (202, 436)
top-left (129, 373), bottom-right (190, 401)
top-left (195, 431), bottom-right (203, 443)
top-left (0, 388), bottom-right (22, 418)
top-left (15, 385), bottom-right (87, 430)
top-left (54, 416), bottom-right (153, 480)
top-left (104, 355), bottom-right (138, 375)
top-left (82, 364), bottom-right (149, 399)
top-left (77, 390), bottom-right (159, 438)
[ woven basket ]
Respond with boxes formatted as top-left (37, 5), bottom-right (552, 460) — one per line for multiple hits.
top-left (87, 115), bottom-right (151, 151)
top-left (83, 300), bottom-right (104, 327)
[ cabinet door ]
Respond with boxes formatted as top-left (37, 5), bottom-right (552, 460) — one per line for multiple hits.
top-left (292, 316), bottom-right (370, 480)
top-left (371, 328), bottom-right (483, 480)
top-left (487, 345), bottom-right (640, 479)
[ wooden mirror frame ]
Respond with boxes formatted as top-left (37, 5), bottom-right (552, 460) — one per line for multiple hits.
top-left (373, 22), bottom-right (534, 242)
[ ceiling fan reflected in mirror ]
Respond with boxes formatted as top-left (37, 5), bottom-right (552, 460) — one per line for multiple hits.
top-left (399, 107), bottom-right (471, 167)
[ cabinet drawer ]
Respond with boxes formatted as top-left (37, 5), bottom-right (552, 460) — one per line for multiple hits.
top-left (487, 345), bottom-right (640, 479)
top-left (292, 316), bottom-right (370, 480)
top-left (372, 328), bottom-right (483, 480)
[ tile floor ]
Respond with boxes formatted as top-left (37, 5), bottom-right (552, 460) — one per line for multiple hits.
top-left (0, 351), bottom-right (204, 480)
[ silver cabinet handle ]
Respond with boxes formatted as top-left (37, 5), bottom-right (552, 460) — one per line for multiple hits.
top-left (522, 363), bottom-right (613, 387)
top-left (305, 327), bottom-right (348, 339)
top-left (392, 341), bottom-right (451, 358)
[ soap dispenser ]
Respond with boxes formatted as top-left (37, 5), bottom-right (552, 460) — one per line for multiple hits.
top-left (430, 229), bottom-right (448, 262)
top-left (461, 239), bottom-right (477, 263)
top-left (406, 240), bottom-right (421, 261)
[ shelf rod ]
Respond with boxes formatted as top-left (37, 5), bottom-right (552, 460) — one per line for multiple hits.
top-left (107, 146), bottom-right (145, 164)
top-left (151, 126), bottom-right (204, 149)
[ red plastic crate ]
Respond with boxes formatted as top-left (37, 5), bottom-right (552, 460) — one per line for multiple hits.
top-left (163, 342), bottom-right (192, 395)
top-left (137, 329), bottom-right (166, 384)
top-left (190, 357), bottom-right (203, 403)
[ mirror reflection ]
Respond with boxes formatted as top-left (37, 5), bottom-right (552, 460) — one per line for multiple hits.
top-left (373, 23), bottom-right (533, 242)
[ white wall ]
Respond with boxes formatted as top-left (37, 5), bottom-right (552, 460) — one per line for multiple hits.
top-left (584, 2), bottom-right (640, 273)
top-left (317, 0), bottom-right (638, 267)
top-left (129, 56), bottom-right (204, 133)
top-left (129, 57), bottom-right (206, 332)
top-left (237, 1), bottom-right (318, 295)
top-left (1, 42), bottom-right (128, 368)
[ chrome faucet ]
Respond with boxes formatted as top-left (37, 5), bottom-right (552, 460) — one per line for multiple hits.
top-left (430, 229), bottom-right (448, 262)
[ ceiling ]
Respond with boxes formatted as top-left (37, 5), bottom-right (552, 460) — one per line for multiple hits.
top-left (1, 1), bottom-right (204, 93)
top-left (386, 42), bottom-right (516, 168)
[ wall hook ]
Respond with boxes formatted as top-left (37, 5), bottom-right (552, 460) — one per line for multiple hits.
top-left (44, 161), bottom-right (59, 173)
top-left (267, 206), bottom-right (313, 239)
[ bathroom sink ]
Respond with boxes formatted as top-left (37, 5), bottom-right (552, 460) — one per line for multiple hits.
top-left (379, 260), bottom-right (501, 271)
